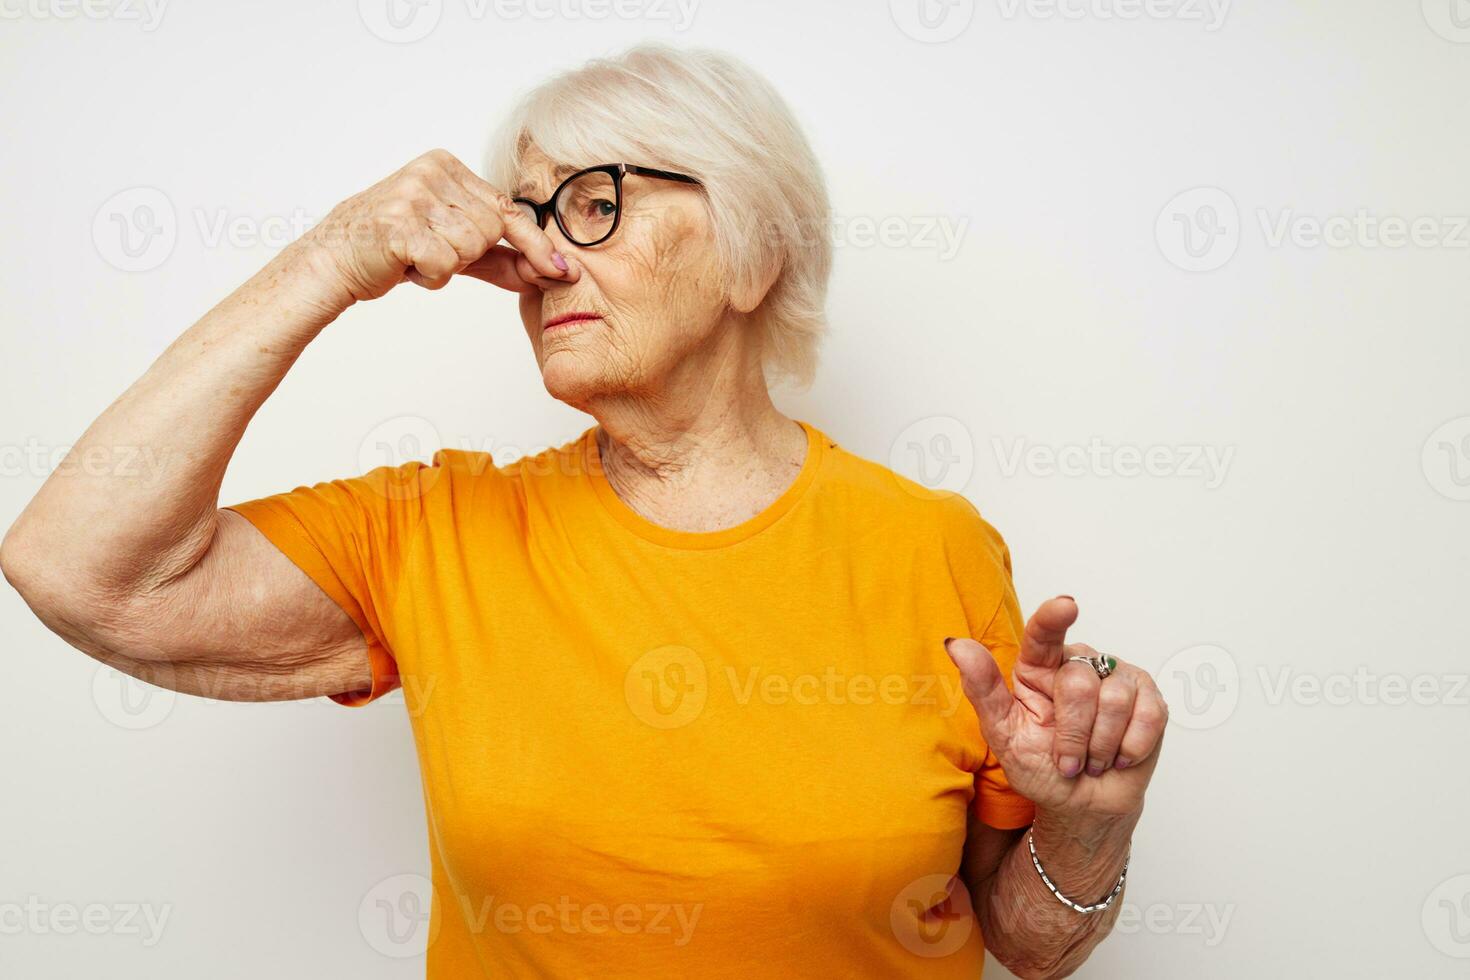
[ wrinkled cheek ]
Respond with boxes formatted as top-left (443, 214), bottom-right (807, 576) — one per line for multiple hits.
top-left (599, 321), bottom-right (646, 379)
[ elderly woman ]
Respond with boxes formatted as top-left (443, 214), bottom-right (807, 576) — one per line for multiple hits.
top-left (2, 45), bottom-right (1166, 979)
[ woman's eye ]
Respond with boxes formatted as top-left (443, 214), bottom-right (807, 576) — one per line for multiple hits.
top-left (592, 199), bottom-right (615, 218)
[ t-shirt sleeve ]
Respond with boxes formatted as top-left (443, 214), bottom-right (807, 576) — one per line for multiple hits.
top-left (222, 455), bottom-right (444, 707)
top-left (944, 497), bottom-right (1037, 831)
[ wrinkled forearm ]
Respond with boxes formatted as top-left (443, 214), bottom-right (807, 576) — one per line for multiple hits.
top-left (977, 806), bottom-right (1140, 979)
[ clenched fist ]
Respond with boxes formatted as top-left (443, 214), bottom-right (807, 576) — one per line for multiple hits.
top-left (288, 148), bottom-right (575, 308)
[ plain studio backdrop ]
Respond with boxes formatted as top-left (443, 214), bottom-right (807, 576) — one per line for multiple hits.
top-left (2, 1), bottom-right (1468, 977)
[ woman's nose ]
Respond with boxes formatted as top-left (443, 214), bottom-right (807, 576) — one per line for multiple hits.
top-left (516, 247), bottom-right (580, 289)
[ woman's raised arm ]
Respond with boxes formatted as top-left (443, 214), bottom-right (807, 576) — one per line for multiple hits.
top-left (0, 149), bottom-right (566, 700)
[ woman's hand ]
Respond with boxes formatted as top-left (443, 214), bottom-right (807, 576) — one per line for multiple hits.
top-left (945, 597), bottom-right (1167, 818)
top-left (287, 148), bottom-right (574, 308)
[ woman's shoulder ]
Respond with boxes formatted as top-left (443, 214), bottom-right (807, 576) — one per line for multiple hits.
top-left (814, 429), bottom-right (1010, 557)
top-left (423, 429), bottom-right (603, 527)
top-left (421, 426), bottom-right (587, 480)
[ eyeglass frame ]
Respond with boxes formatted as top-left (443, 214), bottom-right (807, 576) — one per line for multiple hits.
top-left (512, 163), bottom-right (702, 248)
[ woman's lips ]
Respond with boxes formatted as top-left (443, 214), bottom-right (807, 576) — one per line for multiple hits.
top-left (544, 312), bottom-right (603, 330)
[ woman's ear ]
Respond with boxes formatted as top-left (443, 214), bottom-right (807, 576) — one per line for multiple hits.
top-left (729, 255), bottom-right (782, 315)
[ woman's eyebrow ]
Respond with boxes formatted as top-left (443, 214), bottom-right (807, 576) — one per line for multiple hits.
top-left (513, 164), bottom-right (579, 198)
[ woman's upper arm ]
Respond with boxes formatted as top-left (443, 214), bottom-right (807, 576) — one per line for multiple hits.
top-left (94, 509), bottom-right (373, 701)
top-left (963, 819), bottom-right (1027, 896)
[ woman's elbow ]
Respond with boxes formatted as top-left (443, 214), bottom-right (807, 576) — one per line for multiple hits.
top-left (2, 518), bottom-right (144, 656)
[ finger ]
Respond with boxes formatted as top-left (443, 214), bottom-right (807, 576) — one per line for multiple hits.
top-left (1018, 596), bottom-right (1079, 671)
top-left (399, 155), bottom-right (495, 273)
top-left (440, 173), bottom-right (563, 291)
top-left (514, 250), bottom-right (577, 292)
top-left (434, 172), bottom-right (509, 251)
top-left (424, 150), bottom-right (507, 236)
top-left (421, 203), bottom-right (491, 271)
top-left (1052, 654), bottom-right (1100, 778)
top-left (1115, 677), bottom-right (1169, 770)
top-left (459, 245), bottom-right (537, 293)
top-left (457, 173), bottom-right (574, 283)
top-left (1084, 670), bottom-right (1137, 776)
top-left (401, 229), bottom-right (461, 290)
top-left (943, 637), bottom-right (1017, 752)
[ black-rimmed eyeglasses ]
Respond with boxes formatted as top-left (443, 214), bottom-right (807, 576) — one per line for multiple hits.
top-left (513, 163), bottom-right (701, 248)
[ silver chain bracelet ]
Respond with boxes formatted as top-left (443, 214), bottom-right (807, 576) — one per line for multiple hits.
top-left (1027, 828), bottom-right (1130, 914)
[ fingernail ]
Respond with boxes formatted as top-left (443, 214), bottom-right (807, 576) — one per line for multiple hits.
top-left (552, 251), bottom-right (568, 272)
top-left (1086, 762), bottom-right (1105, 777)
top-left (1114, 757), bottom-right (1131, 770)
top-left (942, 637), bottom-right (956, 658)
top-left (1056, 594), bottom-right (1075, 602)
top-left (1059, 755), bottom-right (1082, 778)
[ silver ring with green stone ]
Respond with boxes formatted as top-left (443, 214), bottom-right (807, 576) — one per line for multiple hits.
top-left (1066, 653), bottom-right (1118, 679)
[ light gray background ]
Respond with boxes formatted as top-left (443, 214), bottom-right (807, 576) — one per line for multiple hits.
top-left (3, 1), bottom-right (1468, 977)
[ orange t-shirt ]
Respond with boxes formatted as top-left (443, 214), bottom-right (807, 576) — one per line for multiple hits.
top-left (225, 419), bottom-right (1035, 977)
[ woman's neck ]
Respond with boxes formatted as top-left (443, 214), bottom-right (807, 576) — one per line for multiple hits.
top-left (588, 356), bottom-right (809, 534)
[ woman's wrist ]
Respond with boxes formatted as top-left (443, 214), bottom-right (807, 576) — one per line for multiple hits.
top-left (1028, 805), bottom-right (1140, 906)
top-left (263, 239), bottom-right (358, 329)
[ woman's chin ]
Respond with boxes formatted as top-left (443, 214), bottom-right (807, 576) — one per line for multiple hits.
top-left (539, 358), bottom-right (609, 408)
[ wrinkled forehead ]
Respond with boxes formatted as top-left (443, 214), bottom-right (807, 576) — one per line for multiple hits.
top-left (510, 146), bottom-right (583, 200)
top-left (498, 118), bottom-right (653, 199)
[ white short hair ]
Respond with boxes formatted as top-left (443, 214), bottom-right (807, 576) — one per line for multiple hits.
top-left (484, 44), bottom-right (832, 388)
